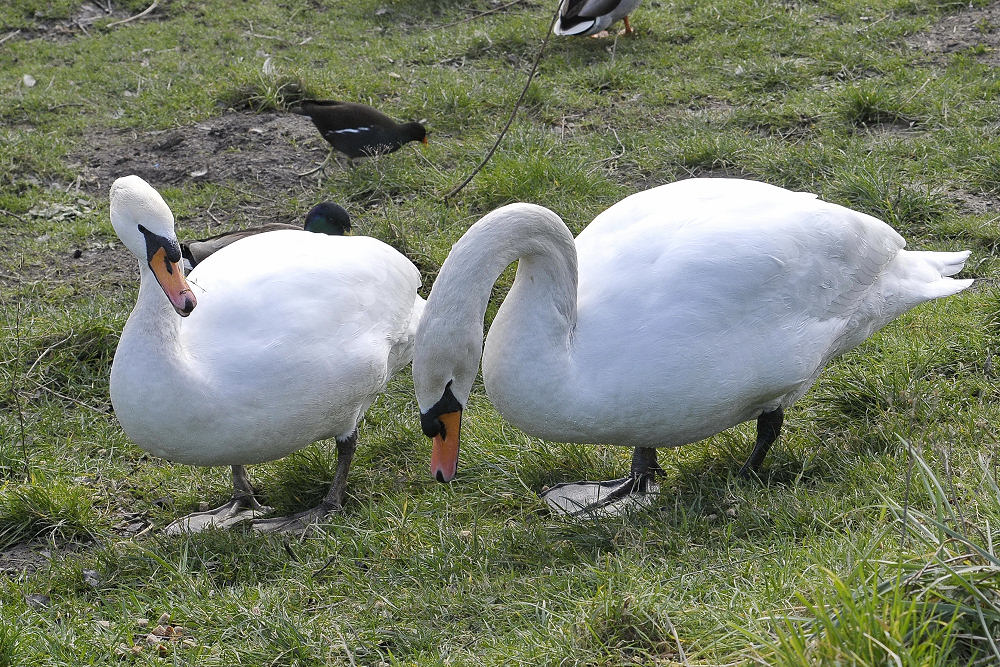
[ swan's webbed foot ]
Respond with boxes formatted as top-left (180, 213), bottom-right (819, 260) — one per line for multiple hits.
top-left (251, 501), bottom-right (342, 534)
top-left (164, 465), bottom-right (271, 535)
top-left (251, 430), bottom-right (357, 534)
top-left (164, 496), bottom-right (273, 535)
top-left (541, 447), bottom-right (662, 517)
top-left (738, 407), bottom-right (784, 479)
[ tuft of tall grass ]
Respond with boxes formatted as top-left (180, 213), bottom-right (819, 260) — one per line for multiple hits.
top-left (666, 131), bottom-right (748, 175)
top-left (748, 444), bottom-right (1000, 664)
top-left (831, 161), bottom-right (951, 233)
top-left (965, 139), bottom-right (1000, 195)
top-left (881, 446), bottom-right (1000, 661)
top-left (839, 83), bottom-right (919, 128)
top-left (0, 474), bottom-right (96, 549)
top-left (0, 623), bottom-right (21, 667)
top-left (573, 591), bottom-right (684, 663)
top-left (217, 69), bottom-right (319, 112)
top-left (254, 444), bottom-right (338, 515)
top-left (470, 132), bottom-right (607, 211)
top-left (758, 563), bottom-right (962, 665)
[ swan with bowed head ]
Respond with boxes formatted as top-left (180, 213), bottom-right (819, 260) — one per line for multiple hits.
top-left (413, 178), bottom-right (972, 515)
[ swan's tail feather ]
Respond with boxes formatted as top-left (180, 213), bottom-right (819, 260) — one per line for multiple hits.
top-left (884, 249), bottom-right (973, 316)
top-left (924, 277), bottom-right (974, 300)
top-left (912, 249), bottom-right (973, 301)
top-left (919, 250), bottom-right (971, 277)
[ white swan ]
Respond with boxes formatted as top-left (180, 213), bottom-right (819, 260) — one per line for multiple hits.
top-left (109, 175), bottom-right (424, 532)
top-left (413, 178), bottom-right (972, 514)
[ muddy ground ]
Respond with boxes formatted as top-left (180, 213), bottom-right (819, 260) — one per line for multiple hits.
top-left (907, 0), bottom-right (1000, 65)
top-left (2, 111), bottom-right (332, 291)
top-left (1, 1), bottom-right (167, 42)
top-left (75, 111), bottom-right (328, 201)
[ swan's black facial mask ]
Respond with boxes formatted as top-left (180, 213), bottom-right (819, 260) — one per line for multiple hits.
top-left (420, 381), bottom-right (462, 439)
top-left (138, 224), bottom-right (196, 316)
top-left (138, 224), bottom-right (182, 265)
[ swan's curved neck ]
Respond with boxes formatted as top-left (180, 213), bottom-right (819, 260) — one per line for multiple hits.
top-left (122, 262), bottom-right (184, 357)
top-left (440, 203), bottom-right (576, 331)
top-left (416, 204), bottom-right (578, 406)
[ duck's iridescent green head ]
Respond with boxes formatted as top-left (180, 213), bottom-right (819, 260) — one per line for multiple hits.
top-left (304, 202), bottom-right (351, 236)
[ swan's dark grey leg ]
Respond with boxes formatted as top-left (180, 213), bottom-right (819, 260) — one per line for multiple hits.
top-left (231, 464), bottom-right (257, 502)
top-left (252, 430), bottom-right (358, 533)
top-left (739, 407), bottom-right (784, 477)
top-left (164, 465), bottom-right (272, 535)
top-left (631, 446), bottom-right (663, 491)
top-left (323, 430), bottom-right (358, 510)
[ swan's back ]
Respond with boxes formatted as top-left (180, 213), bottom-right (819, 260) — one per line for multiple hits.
top-left (185, 230), bottom-right (419, 367)
top-left (575, 178), bottom-right (967, 348)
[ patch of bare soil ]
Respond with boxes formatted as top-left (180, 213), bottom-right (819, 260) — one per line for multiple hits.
top-left (904, 3), bottom-right (1000, 222)
top-left (949, 188), bottom-right (995, 216)
top-left (3, 2), bottom-right (158, 43)
top-left (0, 538), bottom-right (91, 577)
top-left (5, 111), bottom-right (326, 292)
top-left (1, 239), bottom-right (135, 293)
top-left (0, 541), bottom-right (50, 576)
top-left (908, 1), bottom-right (1000, 65)
top-left (0, 197), bottom-right (144, 292)
top-left (73, 111), bottom-right (328, 209)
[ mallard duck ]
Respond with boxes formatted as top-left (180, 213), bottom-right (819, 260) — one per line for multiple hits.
top-left (554, 0), bottom-right (641, 37)
top-left (412, 178), bottom-right (972, 515)
top-left (109, 176), bottom-right (424, 532)
top-left (181, 202), bottom-right (351, 271)
top-left (293, 100), bottom-right (427, 160)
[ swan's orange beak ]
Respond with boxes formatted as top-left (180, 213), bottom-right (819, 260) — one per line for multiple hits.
top-left (430, 410), bottom-right (461, 482)
top-left (149, 246), bottom-right (196, 316)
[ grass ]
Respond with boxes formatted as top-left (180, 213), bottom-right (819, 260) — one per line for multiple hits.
top-left (0, 473), bottom-right (97, 549)
top-left (216, 71), bottom-right (318, 113)
top-left (749, 446), bottom-right (1000, 664)
top-left (1, 0), bottom-right (999, 663)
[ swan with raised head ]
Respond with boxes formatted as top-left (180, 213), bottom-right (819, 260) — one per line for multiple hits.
top-left (109, 175), bottom-right (424, 532)
top-left (413, 178), bottom-right (972, 515)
